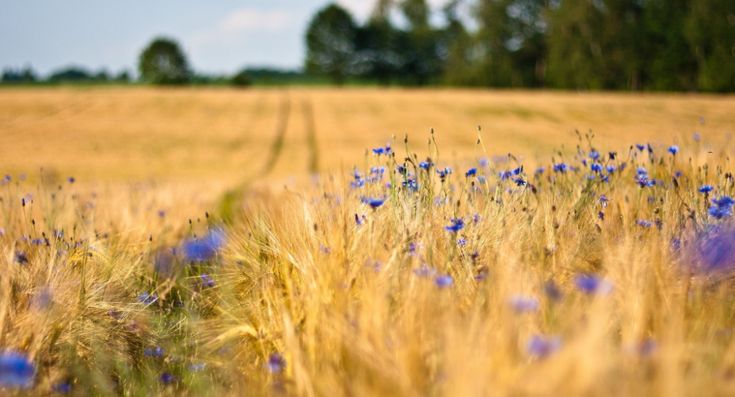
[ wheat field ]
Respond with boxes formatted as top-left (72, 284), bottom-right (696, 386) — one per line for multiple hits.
top-left (1, 87), bottom-right (735, 396)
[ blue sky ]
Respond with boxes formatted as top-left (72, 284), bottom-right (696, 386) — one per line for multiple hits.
top-left (1, 0), bottom-right (450, 76)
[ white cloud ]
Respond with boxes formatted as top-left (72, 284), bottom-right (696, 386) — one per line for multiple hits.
top-left (220, 9), bottom-right (293, 33)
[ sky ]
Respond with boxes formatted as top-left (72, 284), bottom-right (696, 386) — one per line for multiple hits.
top-left (0, 0), bottom-right (451, 76)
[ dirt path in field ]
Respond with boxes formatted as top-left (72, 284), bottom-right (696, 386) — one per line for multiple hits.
top-left (216, 90), bottom-right (293, 221)
top-left (303, 97), bottom-right (320, 174)
top-left (259, 93), bottom-right (291, 176)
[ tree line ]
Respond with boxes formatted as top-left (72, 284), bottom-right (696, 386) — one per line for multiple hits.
top-left (305, 0), bottom-right (735, 91)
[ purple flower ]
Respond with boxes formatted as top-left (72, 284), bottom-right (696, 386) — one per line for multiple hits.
top-left (53, 382), bottom-right (72, 393)
top-left (144, 346), bottom-right (164, 358)
top-left (159, 372), bottom-right (176, 384)
top-left (267, 353), bottom-right (285, 374)
top-left (199, 274), bottom-right (215, 288)
top-left (589, 150), bottom-right (600, 161)
top-left (0, 351), bottom-right (35, 388)
top-left (138, 292), bottom-right (158, 305)
top-left (637, 219), bottom-right (653, 228)
top-left (691, 224), bottom-right (735, 275)
top-left (553, 163), bottom-right (568, 173)
top-left (444, 218), bottom-right (464, 233)
top-left (361, 196), bottom-right (386, 209)
top-left (509, 295), bottom-right (539, 313)
top-left (527, 335), bottom-right (561, 359)
top-left (574, 275), bottom-right (613, 295)
top-left (183, 228), bottom-right (226, 262)
top-left (434, 274), bottom-right (453, 288)
top-left (699, 185), bottom-right (713, 194)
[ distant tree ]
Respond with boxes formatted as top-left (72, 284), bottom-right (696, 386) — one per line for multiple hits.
top-left (474, 0), bottom-right (549, 87)
top-left (439, 0), bottom-right (477, 85)
top-left (641, 0), bottom-right (697, 91)
top-left (305, 4), bottom-right (358, 85)
top-left (48, 66), bottom-right (93, 82)
top-left (685, 0), bottom-right (735, 92)
top-left (138, 37), bottom-right (191, 85)
top-left (1, 66), bottom-right (37, 83)
top-left (115, 70), bottom-right (131, 83)
top-left (546, 0), bottom-right (606, 89)
top-left (230, 69), bottom-right (253, 87)
top-left (354, 0), bottom-right (401, 84)
top-left (398, 0), bottom-right (443, 85)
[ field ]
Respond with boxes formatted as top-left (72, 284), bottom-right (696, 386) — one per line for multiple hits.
top-left (1, 87), bottom-right (735, 396)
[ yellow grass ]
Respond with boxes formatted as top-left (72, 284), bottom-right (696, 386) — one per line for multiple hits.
top-left (0, 87), bottom-right (735, 396)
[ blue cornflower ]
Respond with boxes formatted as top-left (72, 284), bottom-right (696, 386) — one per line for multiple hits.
top-left (354, 213), bottom-right (366, 226)
top-left (372, 144), bottom-right (391, 155)
top-left (512, 166), bottom-right (523, 175)
top-left (535, 167), bottom-right (545, 175)
top-left (144, 346), bottom-right (164, 358)
top-left (200, 274), bottom-right (215, 289)
top-left (589, 150), bottom-right (600, 161)
top-left (361, 196), bottom-right (386, 209)
top-left (434, 274), bottom-right (453, 288)
top-left (479, 158), bottom-right (489, 167)
top-left (498, 170), bottom-right (513, 180)
top-left (513, 178), bottom-right (527, 186)
top-left (444, 218), bottom-right (464, 233)
top-left (159, 372), bottom-right (176, 384)
top-left (599, 195), bottom-right (609, 207)
top-left (183, 228), bottom-right (226, 262)
top-left (553, 163), bottom-right (568, 173)
top-left (606, 164), bottom-right (616, 174)
top-left (712, 196), bottom-right (735, 208)
top-left (403, 178), bottom-right (419, 192)
top-left (0, 351), bottom-right (35, 388)
top-left (419, 160), bottom-right (433, 170)
top-left (138, 292), bottom-right (158, 305)
top-left (527, 335), bottom-right (562, 359)
top-left (574, 275), bottom-right (613, 295)
top-left (437, 167), bottom-right (453, 180)
top-left (53, 382), bottom-right (72, 393)
top-left (509, 295), bottom-right (539, 313)
top-left (699, 185), bottom-right (713, 194)
top-left (465, 168), bottom-right (477, 177)
top-left (590, 163), bottom-right (603, 173)
top-left (708, 196), bottom-right (735, 219)
top-left (636, 144), bottom-right (645, 151)
top-left (267, 353), bottom-right (285, 374)
top-left (692, 224), bottom-right (735, 275)
top-left (668, 145), bottom-right (679, 155)
top-left (457, 238), bottom-right (467, 247)
top-left (637, 220), bottom-right (653, 228)
top-left (709, 205), bottom-right (732, 219)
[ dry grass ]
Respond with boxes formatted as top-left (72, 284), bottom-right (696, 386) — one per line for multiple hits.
top-left (0, 87), bottom-right (735, 396)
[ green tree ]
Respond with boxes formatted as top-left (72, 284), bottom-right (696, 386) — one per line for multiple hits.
top-left (138, 37), bottom-right (191, 85)
top-left (474, 0), bottom-right (549, 87)
top-left (440, 0), bottom-right (478, 85)
top-left (685, 0), bottom-right (735, 92)
top-left (398, 0), bottom-right (442, 85)
top-left (546, 0), bottom-right (607, 89)
top-left (355, 0), bottom-right (401, 84)
top-left (305, 4), bottom-right (358, 85)
top-left (641, 0), bottom-right (697, 90)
